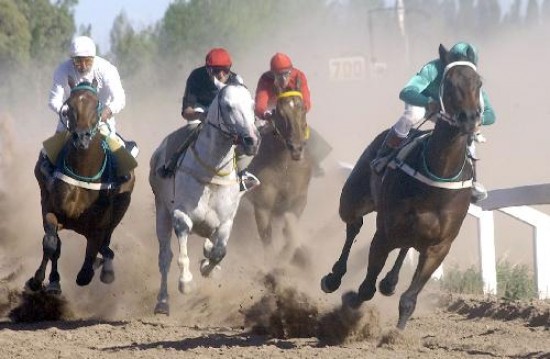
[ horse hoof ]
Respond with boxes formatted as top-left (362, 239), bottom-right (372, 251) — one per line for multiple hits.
top-left (379, 277), bottom-right (397, 296)
top-left (178, 280), bottom-right (195, 294)
top-left (76, 269), bottom-right (94, 286)
top-left (45, 282), bottom-right (62, 295)
top-left (99, 258), bottom-right (115, 284)
top-left (342, 291), bottom-right (362, 310)
top-left (100, 270), bottom-right (115, 284)
top-left (320, 274), bottom-right (341, 293)
top-left (24, 278), bottom-right (43, 293)
top-left (199, 259), bottom-right (221, 277)
top-left (154, 302), bottom-right (170, 316)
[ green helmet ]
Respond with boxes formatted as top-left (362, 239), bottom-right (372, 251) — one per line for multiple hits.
top-left (448, 42), bottom-right (479, 65)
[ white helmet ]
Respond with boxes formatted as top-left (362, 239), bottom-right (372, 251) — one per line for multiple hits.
top-left (69, 36), bottom-right (96, 57)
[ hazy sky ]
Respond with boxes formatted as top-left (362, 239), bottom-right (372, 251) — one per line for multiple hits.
top-left (75, 0), bottom-right (529, 51)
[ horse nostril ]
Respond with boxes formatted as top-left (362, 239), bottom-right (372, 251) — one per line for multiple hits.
top-left (242, 136), bottom-right (254, 146)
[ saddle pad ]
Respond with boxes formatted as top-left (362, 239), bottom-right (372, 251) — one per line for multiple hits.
top-left (42, 131), bottom-right (137, 177)
top-left (42, 131), bottom-right (71, 164)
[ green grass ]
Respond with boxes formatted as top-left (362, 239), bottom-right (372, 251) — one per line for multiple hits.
top-left (438, 261), bottom-right (538, 301)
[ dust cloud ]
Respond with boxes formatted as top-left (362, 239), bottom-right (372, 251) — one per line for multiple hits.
top-left (1, 4), bottom-right (549, 333)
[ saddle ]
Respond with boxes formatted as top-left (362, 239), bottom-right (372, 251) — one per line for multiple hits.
top-left (158, 122), bottom-right (203, 178)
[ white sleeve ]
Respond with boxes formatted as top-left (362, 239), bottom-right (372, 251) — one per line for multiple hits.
top-left (103, 63), bottom-right (126, 115)
top-left (48, 64), bottom-right (68, 114)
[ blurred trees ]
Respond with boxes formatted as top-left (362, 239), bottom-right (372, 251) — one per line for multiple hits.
top-left (1, 0), bottom-right (549, 111)
top-left (0, 0), bottom-right (76, 109)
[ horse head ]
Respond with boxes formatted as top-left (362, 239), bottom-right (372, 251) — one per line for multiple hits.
top-left (214, 84), bottom-right (260, 156)
top-left (64, 78), bottom-right (101, 150)
top-left (438, 44), bottom-right (483, 136)
top-left (273, 91), bottom-right (308, 161)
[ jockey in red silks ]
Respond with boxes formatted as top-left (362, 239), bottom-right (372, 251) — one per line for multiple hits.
top-left (254, 52), bottom-right (330, 177)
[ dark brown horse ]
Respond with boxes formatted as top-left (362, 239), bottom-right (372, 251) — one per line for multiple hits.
top-left (321, 45), bottom-right (482, 329)
top-left (247, 90), bottom-right (312, 262)
top-left (26, 79), bottom-right (135, 294)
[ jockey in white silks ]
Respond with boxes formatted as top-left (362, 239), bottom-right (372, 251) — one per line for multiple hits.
top-left (48, 36), bottom-right (138, 159)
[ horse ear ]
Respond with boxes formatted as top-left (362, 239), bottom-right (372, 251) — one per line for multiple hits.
top-left (438, 44), bottom-right (449, 64)
top-left (92, 78), bottom-right (98, 89)
top-left (68, 76), bottom-right (75, 89)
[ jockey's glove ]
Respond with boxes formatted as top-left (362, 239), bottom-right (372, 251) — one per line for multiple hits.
top-left (100, 106), bottom-right (112, 122)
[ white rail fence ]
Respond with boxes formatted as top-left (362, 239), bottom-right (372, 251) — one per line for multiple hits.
top-left (467, 184), bottom-right (550, 300)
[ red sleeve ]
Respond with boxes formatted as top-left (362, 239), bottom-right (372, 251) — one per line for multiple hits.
top-left (254, 72), bottom-right (274, 118)
top-left (295, 70), bottom-right (311, 112)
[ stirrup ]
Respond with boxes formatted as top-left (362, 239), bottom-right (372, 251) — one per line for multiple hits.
top-left (239, 170), bottom-right (260, 192)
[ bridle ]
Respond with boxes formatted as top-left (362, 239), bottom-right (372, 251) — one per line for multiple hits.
top-left (271, 90), bottom-right (310, 141)
top-left (206, 83), bottom-right (249, 146)
top-left (437, 61), bottom-right (483, 127)
top-left (61, 83), bottom-right (102, 139)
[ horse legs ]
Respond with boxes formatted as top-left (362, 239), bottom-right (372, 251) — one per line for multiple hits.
top-left (173, 209), bottom-right (194, 295)
top-left (397, 243), bottom-right (451, 330)
top-left (155, 204), bottom-right (174, 315)
top-left (97, 191), bottom-right (132, 284)
top-left (342, 230), bottom-right (390, 309)
top-left (26, 213), bottom-right (61, 293)
top-left (254, 206), bottom-right (274, 251)
top-left (200, 221), bottom-right (231, 277)
top-left (320, 217), bottom-right (363, 293)
top-left (379, 247), bottom-right (409, 296)
top-left (76, 232), bottom-right (102, 286)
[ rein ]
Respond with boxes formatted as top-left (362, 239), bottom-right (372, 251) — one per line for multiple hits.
top-left (190, 145), bottom-right (236, 177)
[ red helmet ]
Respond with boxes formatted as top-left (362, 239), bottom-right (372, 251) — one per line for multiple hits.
top-left (205, 48), bottom-right (232, 68)
top-left (270, 52), bottom-right (293, 73)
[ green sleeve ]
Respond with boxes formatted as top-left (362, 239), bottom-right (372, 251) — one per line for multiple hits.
top-left (481, 89), bottom-right (495, 125)
top-left (399, 61), bottom-right (439, 107)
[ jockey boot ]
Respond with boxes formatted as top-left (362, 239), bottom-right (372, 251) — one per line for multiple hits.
top-left (371, 129), bottom-right (404, 174)
top-left (159, 149), bottom-right (182, 178)
top-left (239, 170), bottom-right (261, 192)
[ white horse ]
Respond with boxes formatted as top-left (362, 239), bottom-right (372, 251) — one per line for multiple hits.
top-left (149, 83), bottom-right (260, 315)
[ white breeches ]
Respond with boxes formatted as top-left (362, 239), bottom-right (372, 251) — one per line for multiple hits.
top-left (392, 104), bottom-right (427, 138)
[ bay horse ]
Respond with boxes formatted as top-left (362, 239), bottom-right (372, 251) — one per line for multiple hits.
top-left (149, 83), bottom-right (260, 315)
top-left (321, 45), bottom-right (482, 329)
top-left (246, 91), bottom-right (312, 263)
top-left (27, 79), bottom-right (135, 294)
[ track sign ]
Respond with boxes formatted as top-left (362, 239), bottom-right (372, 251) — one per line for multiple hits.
top-left (329, 56), bottom-right (366, 81)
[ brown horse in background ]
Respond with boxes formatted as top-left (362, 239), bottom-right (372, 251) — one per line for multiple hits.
top-left (26, 79), bottom-right (135, 294)
top-left (246, 91), bottom-right (312, 264)
top-left (321, 45), bottom-right (482, 329)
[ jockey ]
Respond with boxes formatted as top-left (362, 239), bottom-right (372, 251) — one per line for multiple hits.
top-left (371, 42), bottom-right (496, 202)
top-left (162, 47), bottom-right (259, 191)
top-left (255, 52), bottom-right (330, 177)
top-left (48, 36), bottom-right (138, 158)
